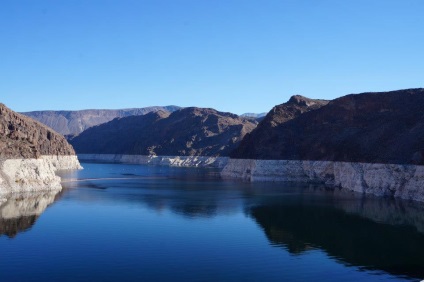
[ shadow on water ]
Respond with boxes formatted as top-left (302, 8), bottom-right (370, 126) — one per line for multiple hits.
top-left (0, 190), bottom-right (62, 238)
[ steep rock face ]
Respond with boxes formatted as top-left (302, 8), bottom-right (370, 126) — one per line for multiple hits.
top-left (221, 159), bottom-right (424, 201)
top-left (231, 95), bottom-right (329, 159)
top-left (231, 89), bottom-right (424, 164)
top-left (0, 103), bottom-right (76, 158)
top-left (22, 106), bottom-right (181, 136)
top-left (70, 107), bottom-right (257, 157)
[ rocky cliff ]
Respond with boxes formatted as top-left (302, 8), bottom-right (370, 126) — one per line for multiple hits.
top-left (0, 103), bottom-right (81, 193)
top-left (22, 106), bottom-right (181, 136)
top-left (70, 107), bottom-right (257, 157)
top-left (221, 159), bottom-right (424, 201)
top-left (232, 89), bottom-right (424, 164)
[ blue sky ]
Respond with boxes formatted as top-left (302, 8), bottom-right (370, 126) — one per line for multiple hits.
top-left (1, 0), bottom-right (423, 114)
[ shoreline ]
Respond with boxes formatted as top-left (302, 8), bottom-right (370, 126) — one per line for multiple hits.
top-left (221, 159), bottom-right (424, 202)
top-left (0, 155), bottom-right (82, 193)
top-left (78, 154), bottom-right (229, 168)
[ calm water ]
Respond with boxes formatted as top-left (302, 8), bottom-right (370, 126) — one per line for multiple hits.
top-left (1, 162), bottom-right (424, 281)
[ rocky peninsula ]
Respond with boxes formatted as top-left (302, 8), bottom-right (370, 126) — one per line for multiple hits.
top-left (0, 103), bottom-right (82, 193)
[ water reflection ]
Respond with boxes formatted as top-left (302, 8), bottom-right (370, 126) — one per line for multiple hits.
top-left (0, 190), bottom-right (61, 238)
top-left (247, 195), bottom-right (424, 279)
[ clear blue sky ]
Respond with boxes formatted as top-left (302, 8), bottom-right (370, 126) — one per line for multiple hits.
top-left (1, 0), bottom-right (423, 114)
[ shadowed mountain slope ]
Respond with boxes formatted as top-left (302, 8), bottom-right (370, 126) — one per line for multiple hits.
top-left (231, 95), bottom-right (329, 159)
top-left (70, 107), bottom-right (257, 157)
top-left (231, 88), bottom-right (424, 164)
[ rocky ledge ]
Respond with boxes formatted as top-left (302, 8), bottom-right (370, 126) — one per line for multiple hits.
top-left (221, 159), bottom-right (424, 202)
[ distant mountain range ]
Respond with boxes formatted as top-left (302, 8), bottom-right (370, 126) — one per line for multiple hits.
top-left (69, 107), bottom-right (257, 157)
top-left (22, 106), bottom-right (181, 137)
top-left (240, 112), bottom-right (267, 118)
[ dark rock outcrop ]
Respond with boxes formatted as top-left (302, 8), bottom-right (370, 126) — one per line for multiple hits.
top-left (231, 95), bottom-right (329, 159)
top-left (22, 106), bottom-right (181, 137)
top-left (70, 107), bottom-right (257, 156)
top-left (231, 89), bottom-right (424, 165)
top-left (0, 103), bottom-right (76, 159)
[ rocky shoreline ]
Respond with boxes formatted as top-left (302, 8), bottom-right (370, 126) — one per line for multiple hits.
top-left (78, 154), bottom-right (229, 168)
top-left (0, 155), bottom-right (82, 193)
top-left (78, 154), bottom-right (424, 202)
top-left (221, 159), bottom-right (424, 202)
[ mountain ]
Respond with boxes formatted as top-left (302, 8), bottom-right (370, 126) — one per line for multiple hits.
top-left (70, 107), bottom-right (257, 157)
top-left (22, 106), bottom-right (181, 137)
top-left (231, 88), bottom-right (424, 164)
top-left (231, 95), bottom-right (329, 159)
top-left (0, 103), bottom-right (76, 158)
top-left (241, 112), bottom-right (267, 119)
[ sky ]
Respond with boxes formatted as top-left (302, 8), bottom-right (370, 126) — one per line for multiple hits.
top-left (1, 0), bottom-right (423, 114)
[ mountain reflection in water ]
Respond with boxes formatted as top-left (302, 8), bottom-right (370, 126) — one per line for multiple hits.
top-left (247, 198), bottom-right (424, 279)
top-left (0, 190), bottom-right (61, 238)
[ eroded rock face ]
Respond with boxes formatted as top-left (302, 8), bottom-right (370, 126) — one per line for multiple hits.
top-left (221, 159), bottom-right (424, 202)
top-left (231, 89), bottom-right (424, 164)
top-left (70, 107), bottom-right (257, 157)
top-left (22, 106), bottom-right (181, 137)
top-left (231, 95), bottom-right (329, 159)
top-left (0, 103), bottom-right (76, 159)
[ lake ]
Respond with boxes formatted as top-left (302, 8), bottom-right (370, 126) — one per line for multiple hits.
top-left (1, 162), bottom-right (424, 281)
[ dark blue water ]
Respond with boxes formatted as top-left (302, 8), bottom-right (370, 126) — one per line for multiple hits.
top-left (1, 162), bottom-right (424, 281)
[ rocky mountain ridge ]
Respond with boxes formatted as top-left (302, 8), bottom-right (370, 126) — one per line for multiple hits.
top-left (70, 107), bottom-right (257, 157)
top-left (231, 89), bottom-right (424, 165)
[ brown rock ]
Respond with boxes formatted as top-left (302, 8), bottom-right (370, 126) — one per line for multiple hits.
top-left (231, 95), bottom-right (329, 159)
top-left (231, 88), bottom-right (424, 164)
top-left (70, 107), bottom-right (257, 157)
top-left (0, 103), bottom-right (76, 159)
